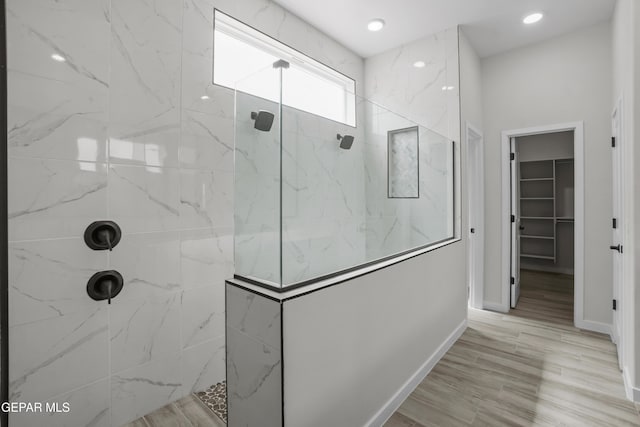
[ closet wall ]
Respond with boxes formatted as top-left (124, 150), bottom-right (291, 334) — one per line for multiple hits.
top-left (518, 132), bottom-right (575, 274)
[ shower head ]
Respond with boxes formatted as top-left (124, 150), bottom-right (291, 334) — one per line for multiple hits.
top-left (336, 133), bottom-right (354, 150)
top-left (251, 110), bottom-right (275, 132)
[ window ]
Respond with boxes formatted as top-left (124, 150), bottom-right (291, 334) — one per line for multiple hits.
top-left (213, 10), bottom-right (356, 126)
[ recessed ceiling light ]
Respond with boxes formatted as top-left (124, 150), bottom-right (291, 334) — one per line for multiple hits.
top-left (367, 19), bottom-right (385, 32)
top-left (51, 53), bottom-right (66, 62)
top-left (441, 86), bottom-right (455, 91)
top-left (523, 13), bottom-right (543, 24)
top-left (200, 95), bottom-right (210, 100)
top-left (413, 61), bottom-right (426, 68)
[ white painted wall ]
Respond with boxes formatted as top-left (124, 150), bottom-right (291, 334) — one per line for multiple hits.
top-left (481, 22), bottom-right (613, 325)
top-left (283, 242), bottom-right (467, 426)
top-left (612, 0), bottom-right (640, 400)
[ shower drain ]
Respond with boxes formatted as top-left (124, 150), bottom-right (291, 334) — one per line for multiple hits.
top-left (195, 381), bottom-right (227, 423)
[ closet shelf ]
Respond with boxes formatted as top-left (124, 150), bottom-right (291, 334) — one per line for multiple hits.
top-left (520, 177), bottom-right (553, 182)
top-left (521, 216), bottom-right (554, 220)
top-left (521, 254), bottom-right (555, 260)
top-left (521, 235), bottom-right (554, 240)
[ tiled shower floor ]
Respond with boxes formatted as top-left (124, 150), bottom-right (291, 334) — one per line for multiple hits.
top-left (195, 381), bottom-right (227, 422)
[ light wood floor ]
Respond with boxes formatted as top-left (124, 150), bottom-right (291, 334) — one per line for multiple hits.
top-left (384, 269), bottom-right (640, 427)
top-left (123, 394), bottom-right (224, 427)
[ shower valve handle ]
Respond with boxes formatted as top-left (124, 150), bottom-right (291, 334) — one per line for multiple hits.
top-left (87, 270), bottom-right (124, 304)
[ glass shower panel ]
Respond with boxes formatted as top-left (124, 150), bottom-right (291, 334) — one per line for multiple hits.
top-left (411, 127), bottom-right (455, 247)
top-left (234, 65), bottom-right (282, 286)
top-left (364, 101), bottom-right (421, 261)
top-left (280, 64), bottom-right (366, 285)
top-left (233, 61), bottom-right (456, 288)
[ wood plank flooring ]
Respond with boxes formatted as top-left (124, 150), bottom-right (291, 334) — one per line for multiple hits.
top-left (122, 394), bottom-right (225, 427)
top-left (385, 270), bottom-right (640, 427)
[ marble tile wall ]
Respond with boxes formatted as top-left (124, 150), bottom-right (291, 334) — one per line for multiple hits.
top-left (364, 28), bottom-right (460, 259)
top-left (5, 0), bottom-right (363, 426)
top-left (226, 284), bottom-right (282, 427)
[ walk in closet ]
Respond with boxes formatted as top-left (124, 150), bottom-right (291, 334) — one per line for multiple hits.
top-left (517, 132), bottom-right (574, 274)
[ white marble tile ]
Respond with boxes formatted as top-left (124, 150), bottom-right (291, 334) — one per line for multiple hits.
top-left (9, 238), bottom-right (107, 327)
top-left (180, 227), bottom-right (233, 290)
top-left (10, 379), bottom-right (110, 427)
top-left (110, 292), bottom-right (181, 374)
top-left (7, 71), bottom-right (108, 162)
top-left (234, 221), bottom-right (280, 284)
top-left (182, 335), bottom-right (225, 394)
top-left (108, 119), bottom-right (180, 168)
top-left (180, 106), bottom-right (234, 171)
top-left (182, 285), bottom-right (224, 348)
top-left (108, 0), bottom-right (183, 168)
top-left (179, 168), bottom-right (233, 229)
top-left (9, 307), bottom-right (108, 402)
top-left (226, 284), bottom-right (281, 349)
top-left (183, 0), bottom-right (216, 56)
top-left (111, 353), bottom-right (182, 427)
top-left (108, 164), bottom-right (180, 234)
top-left (364, 30), bottom-right (450, 138)
top-left (226, 326), bottom-right (281, 427)
top-left (109, 231), bottom-right (181, 301)
top-left (6, 0), bottom-right (110, 85)
top-left (8, 157), bottom-right (108, 241)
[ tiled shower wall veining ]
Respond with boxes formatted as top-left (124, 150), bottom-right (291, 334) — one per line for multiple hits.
top-left (364, 29), bottom-right (461, 259)
top-left (5, 0), bottom-right (363, 425)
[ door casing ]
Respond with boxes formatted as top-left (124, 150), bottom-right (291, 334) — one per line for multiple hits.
top-left (466, 122), bottom-right (484, 309)
top-left (500, 122), bottom-right (584, 327)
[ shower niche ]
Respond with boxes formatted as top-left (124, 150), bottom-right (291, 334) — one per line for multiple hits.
top-left (388, 126), bottom-right (420, 198)
top-left (227, 59), bottom-right (457, 427)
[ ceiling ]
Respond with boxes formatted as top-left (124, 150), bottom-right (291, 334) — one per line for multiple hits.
top-left (272, 0), bottom-right (616, 58)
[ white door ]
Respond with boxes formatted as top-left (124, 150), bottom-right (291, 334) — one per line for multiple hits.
top-left (611, 104), bottom-right (624, 369)
top-left (467, 125), bottom-right (484, 309)
top-left (510, 138), bottom-right (521, 308)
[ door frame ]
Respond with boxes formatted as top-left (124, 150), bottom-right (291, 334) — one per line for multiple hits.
top-left (466, 122), bottom-right (484, 309)
top-left (611, 96), bottom-right (624, 366)
top-left (500, 122), bottom-right (584, 326)
top-left (509, 139), bottom-right (520, 308)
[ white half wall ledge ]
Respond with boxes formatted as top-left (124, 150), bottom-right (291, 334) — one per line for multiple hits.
top-left (367, 319), bottom-right (468, 427)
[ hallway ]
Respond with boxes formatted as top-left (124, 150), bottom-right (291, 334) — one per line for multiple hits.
top-left (385, 270), bottom-right (640, 426)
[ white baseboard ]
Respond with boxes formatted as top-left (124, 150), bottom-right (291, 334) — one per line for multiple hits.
top-left (366, 318), bottom-right (468, 427)
top-left (482, 302), bottom-right (509, 313)
top-left (575, 319), bottom-right (612, 338)
top-left (623, 368), bottom-right (640, 402)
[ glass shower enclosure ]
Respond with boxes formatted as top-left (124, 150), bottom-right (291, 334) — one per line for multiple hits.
top-left (234, 60), bottom-right (455, 289)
